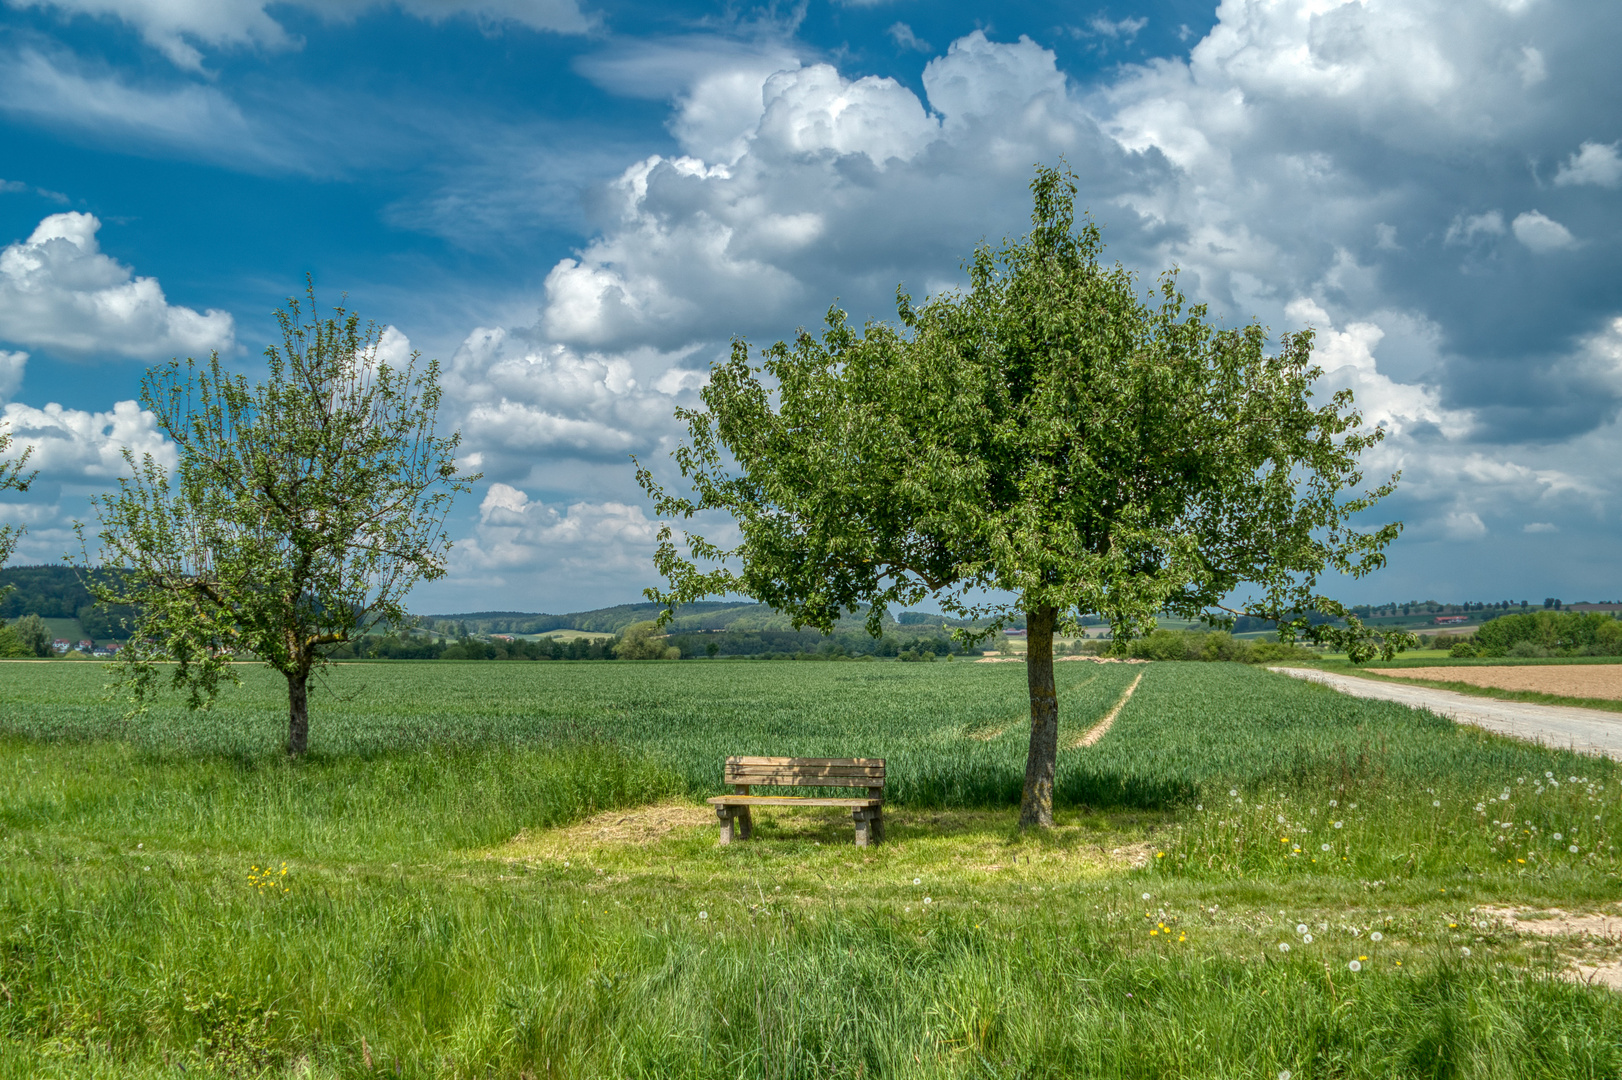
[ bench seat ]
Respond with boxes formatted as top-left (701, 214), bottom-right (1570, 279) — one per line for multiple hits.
top-left (712, 755), bottom-right (885, 846)
top-left (707, 795), bottom-right (881, 808)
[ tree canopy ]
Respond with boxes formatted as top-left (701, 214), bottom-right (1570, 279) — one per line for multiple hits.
top-left (87, 287), bottom-right (478, 755)
top-left (639, 165), bottom-right (1410, 825)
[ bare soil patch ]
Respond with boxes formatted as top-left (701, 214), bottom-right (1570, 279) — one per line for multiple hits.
top-left (1071, 671), bottom-right (1145, 748)
top-left (505, 801), bottom-right (712, 855)
top-left (1477, 905), bottom-right (1622, 990)
top-left (1379, 665), bottom-right (1622, 701)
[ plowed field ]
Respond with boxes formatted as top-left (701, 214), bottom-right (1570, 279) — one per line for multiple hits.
top-left (1379, 664), bottom-right (1622, 700)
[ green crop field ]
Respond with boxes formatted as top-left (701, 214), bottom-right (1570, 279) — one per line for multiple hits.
top-left (2, 659), bottom-right (1620, 1077)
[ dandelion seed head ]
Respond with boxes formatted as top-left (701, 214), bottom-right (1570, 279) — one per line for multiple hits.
top-left (1370, 931), bottom-right (1383, 942)
top-left (1433, 800), bottom-right (1441, 807)
top-left (1570, 845), bottom-right (1580, 853)
top-left (1461, 947), bottom-right (1471, 957)
top-left (1347, 960), bottom-right (1361, 972)
top-left (1143, 892), bottom-right (1152, 901)
top-left (698, 911), bottom-right (708, 920)
top-left (1296, 924), bottom-right (1308, 935)
top-left (1334, 821), bottom-right (1344, 829)
top-left (1278, 942), bottom-right (1291, 952)
top-left (1321, 843), bottom-right (1331, 851)
top-left (1553, 832), bottom-right (1563, 840)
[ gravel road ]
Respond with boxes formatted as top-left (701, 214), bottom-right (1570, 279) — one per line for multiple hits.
top-left (1270, 667), bottom-right (1622, 762)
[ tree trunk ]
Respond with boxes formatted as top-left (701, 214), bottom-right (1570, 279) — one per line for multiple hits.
top-left (287, 669), bottom-right (310, 757)
top-left (1019, 603), bottom-right (1059, 827)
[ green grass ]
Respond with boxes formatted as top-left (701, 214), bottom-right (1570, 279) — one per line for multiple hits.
top-left (2, 660), bottom-right (1620, 1077)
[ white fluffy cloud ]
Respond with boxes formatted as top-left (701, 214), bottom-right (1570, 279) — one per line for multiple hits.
top-left (1554, 141), bottom-right (1622, 189)
top-left (434, 482), bottom-right (663, 605)
top-left (1511, 210), bottom-right (1577, 253)
top-left (410, 3), bottom-right (1622, 606)
top-left (0, 350), bottom-right (23, 402)
top-left (0, 398), bottom-right (174, 479)
top-left (0, 212), bottom-right (234, 358)
top-left (6, 0), bottom-right (591, 71)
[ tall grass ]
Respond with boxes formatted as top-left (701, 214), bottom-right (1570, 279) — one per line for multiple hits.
top-left (4, 660), bottom-right (1622, 1076)
top-left (4, 859), bottom-right (1618, 1079)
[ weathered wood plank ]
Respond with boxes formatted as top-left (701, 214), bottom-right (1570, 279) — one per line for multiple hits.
top-left (727, 756), bottom-right (884, 766)
top-left (724, 774), bottom-right (882, 788)
top-left (706, 795), bottom-right (882, 808)
top-left (726, 762), bottom-right (888, 768)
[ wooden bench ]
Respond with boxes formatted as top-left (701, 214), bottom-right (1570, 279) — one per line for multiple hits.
top-left (707, 756), bottom-right (885, 847)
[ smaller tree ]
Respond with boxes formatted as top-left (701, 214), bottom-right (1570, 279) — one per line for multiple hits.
top-left (615, 621), bottom-right (680, 659)
top-left (86, 287), bottom-right (478, 755)
top-left (0, 419), bottom-right (34, 572)
top-left (0, 419), bottom-right (37, 658)
top-left (8, 613), bottom-right (50, 657)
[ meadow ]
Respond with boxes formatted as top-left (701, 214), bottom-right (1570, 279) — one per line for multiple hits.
top-left (2, 658), bottom-right (1620, 1077)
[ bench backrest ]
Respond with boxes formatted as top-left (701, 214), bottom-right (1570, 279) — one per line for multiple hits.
top-left (725, 756), bottom-right (885, 793)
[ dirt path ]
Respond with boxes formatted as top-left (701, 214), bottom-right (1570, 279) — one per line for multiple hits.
top-left (1072, 671), bottom-right (1145, 748)
top-left (1377, 664), bottom-right (1622, 701)
top-left (1271, 667), bottom-right (1622, 761)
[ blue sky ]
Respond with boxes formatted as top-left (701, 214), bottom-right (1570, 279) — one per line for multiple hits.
top-left (1, 0), bottom-right (1619, 614)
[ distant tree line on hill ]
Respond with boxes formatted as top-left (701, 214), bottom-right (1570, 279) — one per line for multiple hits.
top-left (0, 565), bottom-right (139, 639)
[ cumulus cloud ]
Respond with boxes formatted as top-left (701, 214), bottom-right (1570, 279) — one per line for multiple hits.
top-left (1445, 210), bottom-right (1506, 245)
top-left (1511, 210), bottom-right (1577, 253)
top-left (0, 398), bottom-right (174, 480)
top-left (0, 212), bottom-right (234, 358)
top-left (0, 350), bottom-right (23, 402)
top-left (1285, 298), bottom-right (1469, 440)
top-left (441, 323), bottom-right (709, 484)
top-left (424, 4), bottom-right (1622, 606)
top-left (7, 0), bottom-right (591, 71)
top-left (1442, 511), bottom-right (1487, 541)
top-left (1554, 141), bottom-right (1622, 188)
top-left (432, 482), bottom-right (667, 606)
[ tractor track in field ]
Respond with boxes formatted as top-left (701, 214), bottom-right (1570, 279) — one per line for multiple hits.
top-left (1271, 667), bottom-right (1622, 761)
top-left (1072, 671), bottom-right (1145, 748)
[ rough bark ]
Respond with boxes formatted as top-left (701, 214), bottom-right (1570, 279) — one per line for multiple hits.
top-left (1018, 603), bottom-right (1059, 827)
top-left (287, 668), bottom-right (310, 757)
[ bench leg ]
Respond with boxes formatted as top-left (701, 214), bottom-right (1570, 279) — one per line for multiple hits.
top-left (737, 805), bottom-right (753, 840)
top-left (716, 806), bottom-right (735, 846)
top-left (853, 807), bottom-right (882, 848)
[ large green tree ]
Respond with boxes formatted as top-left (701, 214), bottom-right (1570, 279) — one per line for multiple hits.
top-left (87, 288), bottom-right (478, 755)
top-left (639, 166), bottom-right (1411, 826)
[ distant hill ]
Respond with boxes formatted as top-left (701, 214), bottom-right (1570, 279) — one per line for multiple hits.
top-left (419, 601), bottom-right (757, 635)
top-left (419, 602), bottom-right (992, 636)
top-left (0, 565), bottom-right (137, 639)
